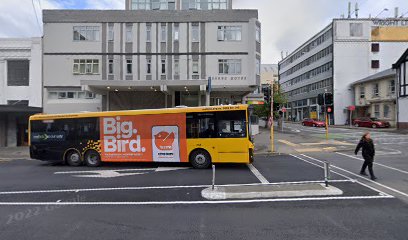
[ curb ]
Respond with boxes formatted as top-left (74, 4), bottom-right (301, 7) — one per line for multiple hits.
top-left (201, 183), bottom-right (343, 200)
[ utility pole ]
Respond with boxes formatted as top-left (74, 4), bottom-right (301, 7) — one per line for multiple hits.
top-left (270, 82), bottom-right (275, 153)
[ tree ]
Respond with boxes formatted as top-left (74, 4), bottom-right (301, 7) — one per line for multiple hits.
top-left (271, 83), bottom-right (287, 118)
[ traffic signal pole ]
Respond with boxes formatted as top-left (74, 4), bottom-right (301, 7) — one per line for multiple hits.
top-left (270, 83), bottom-right (275, 153)
top-left (324, 92), bottom-right (329, 140)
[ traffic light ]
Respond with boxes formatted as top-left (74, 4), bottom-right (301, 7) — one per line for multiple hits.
top-left (318, 93), bottom-right (324, 105)
top-left (273, 102), bottom-right (280, 113)
top-left (325, 93), bottom-right (333, 105)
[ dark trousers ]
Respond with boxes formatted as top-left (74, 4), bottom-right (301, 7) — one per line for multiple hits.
top-left (361, 160), bottom-right (375, 177)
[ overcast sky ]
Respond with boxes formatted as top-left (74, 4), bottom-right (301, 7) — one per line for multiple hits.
top-left (1, 0), bottom-right (408, 63)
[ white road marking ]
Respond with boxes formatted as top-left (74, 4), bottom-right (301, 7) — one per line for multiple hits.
top-left (336, 152), bottom-right (408, 175)
top-left (247, 164), bottom-right (269, 184)
top-left (54, 167), bottom-right (190, 178)
top-left (299, 154), bottom-right (408, 198)
top-left (0, 195), bottom-right (394, 206)
top-left (289, 154), bottom-right (391, 197)
top-left (0, 181), bottom-right (355, 195)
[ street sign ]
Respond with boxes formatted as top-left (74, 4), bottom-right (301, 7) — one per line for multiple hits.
top-left (310, 111), bottom-right (317, 119)
top-left (327, 107), bottom-right (332, 113)
top-left (348, 105), bottom-right (356, 111)
top-left (282, 107), bottom-right (287, 113)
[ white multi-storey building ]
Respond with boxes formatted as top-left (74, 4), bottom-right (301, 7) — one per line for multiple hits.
top-left (279, 18), bottom-right (408, 124)
top-left (42, 0), bottom-right (261, 113)
top-left (0, 38), bottom-right (42, 147)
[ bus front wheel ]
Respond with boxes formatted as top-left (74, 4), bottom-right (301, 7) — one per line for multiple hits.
top-left (84, 150), bottom-right (101, 167)
top-left (65, 150), bottom-right (82, 166)
top-left (190, 149), bottom-right (211, 169)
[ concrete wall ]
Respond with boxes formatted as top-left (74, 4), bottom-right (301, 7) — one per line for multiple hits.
top-left (398, 97), bottom-right (408, 128)
top-left (0, 38), bottom-right (42, 108)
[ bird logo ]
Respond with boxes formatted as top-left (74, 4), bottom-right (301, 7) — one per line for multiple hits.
top-left (154, 131), bottom-right (175, 150)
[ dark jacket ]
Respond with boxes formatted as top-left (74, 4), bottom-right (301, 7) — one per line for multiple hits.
top-left (355, 138), bottom-right (375, 161)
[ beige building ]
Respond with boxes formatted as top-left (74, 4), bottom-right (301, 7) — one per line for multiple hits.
top-left (261, 64), bottom-right (278, 85)
top-left (352, 68), bottom-right (397, 126)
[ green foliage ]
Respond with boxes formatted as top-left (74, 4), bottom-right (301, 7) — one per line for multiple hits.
top-left (253, 103), bottom-right (270, 118)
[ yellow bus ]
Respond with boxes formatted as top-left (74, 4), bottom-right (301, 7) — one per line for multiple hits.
top-left (29, 105), bottom-right (254, 168)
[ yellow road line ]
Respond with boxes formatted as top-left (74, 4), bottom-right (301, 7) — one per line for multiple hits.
top-left (278, 140), bottom-right (299, 147)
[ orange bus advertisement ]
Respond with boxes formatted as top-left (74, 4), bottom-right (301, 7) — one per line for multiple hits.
top-left (100, 113), bottom-right (187, 162)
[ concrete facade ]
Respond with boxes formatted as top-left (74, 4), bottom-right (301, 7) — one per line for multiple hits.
top-left (279, 18), bottom-right (408, 125)
top-left (42, 9), bottom-right (260, 113)
top-left (0, 38), bottom-right (42, 147)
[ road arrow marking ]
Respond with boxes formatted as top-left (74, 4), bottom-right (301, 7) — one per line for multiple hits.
top-left (55, 167), bottom-right (190, 178)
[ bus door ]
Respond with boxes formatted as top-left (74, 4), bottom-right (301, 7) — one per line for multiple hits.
top-left (215, 110), bottom-right (248, 163)
top-left (186, 112), bottom-right (219, 162)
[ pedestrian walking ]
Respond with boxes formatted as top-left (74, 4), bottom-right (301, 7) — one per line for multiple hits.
top-left (355, 132), bottom-right (377, 180)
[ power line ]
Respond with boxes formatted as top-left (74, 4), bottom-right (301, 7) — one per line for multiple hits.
top-left (31, 0), bottom-right (42, 35)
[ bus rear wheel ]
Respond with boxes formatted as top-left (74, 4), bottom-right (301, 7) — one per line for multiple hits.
top-left (190, 149), bottom-right (211, 169)
top-left (84, 150), bottom-right (101, 167)
top-left (66, 150), bottom-right (82, 166)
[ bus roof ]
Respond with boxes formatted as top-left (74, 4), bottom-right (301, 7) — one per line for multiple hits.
top-left (29, 105), bottom-right (249, 121)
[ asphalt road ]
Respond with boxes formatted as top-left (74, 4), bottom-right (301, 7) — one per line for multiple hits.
top-left (0, 151), bottom-right (407, 240)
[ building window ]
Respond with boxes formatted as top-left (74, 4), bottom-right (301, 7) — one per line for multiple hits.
top-left (146, 59), bottom-right (151, 74)
top-left (218, 59), bottom-right (241, 75)
top-left (371, 43), bottom-right (380, 52)
top-left (67, 92), bottom-right (76, 99)
top-left (73, 26), bottom-right (100, 41)
top-left (50, 91), bottom-right (96, 100)
top-left (256, 58), bottom-right (261, 75)
top-left (7, 60), bottom-right (29, 86)
top-left (192, 25), bottom-right (199, 42)
top-left (255, 25), bottom-right (261, 42)
top-left (209, 0), bottom-right (228, 9)
top-left (400, 63), bottom-right (408, 97)
top-left (373, 83), bottom-right (379, 97)
top-left (389, 80), bottom-right (395, 95)
top-left (132, 0), bottom-right (151, 10)
top-left (188, 0), bottom-right (200, 10)
top-left (217, 26), bottom-right (242, 41)
top-left (126, 60), bottom-right (132, 74)
top-left (161, 25), bottom-right (167, 42)
top-left (146, 25), bottom-right (151, 42)
top-left (359, 86), bottom-right (365, 98)
top-left (350, 23), bottom-right (363, 37)
top-left (108, 59), bottom-right (114, 74)
top-left (174, 25), bottom-right (179, 41)
top-left (108, 25), bottom-right (114, 41)
top-left (161, 59), bottom-right (166, 74)
top-left (73, 59), bottom-right (99, 75)
top-left (58, 92), bottom-right (67, 99)
top-left (174, 59), bottom-right (179, 75)
top-left (374, 104), bottom-right (380, 118)
top-left (192, 60), bottom-right (199, 74)
top-left (371, 60), bottom-right (380, 69)
top-left (383, 104), bottom-right (390, 118)
top-left (126, 24), bottom-right (132, 42)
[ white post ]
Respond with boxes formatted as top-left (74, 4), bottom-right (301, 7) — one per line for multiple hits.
top-left (212, 164), bottom-right (215, 190)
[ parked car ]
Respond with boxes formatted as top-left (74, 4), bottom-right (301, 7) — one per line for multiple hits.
top-left (301, 118), bottom-right (326, 127)
top-left (352, 117), bottom-right (390, 128)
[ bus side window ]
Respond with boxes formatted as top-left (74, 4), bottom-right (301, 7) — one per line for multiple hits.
top-left (186, 113), bottom-right (216, 138)
top-left (78, 118), bottom-right (99, 140)
top-left (216, 111), bottom-right (247, 138)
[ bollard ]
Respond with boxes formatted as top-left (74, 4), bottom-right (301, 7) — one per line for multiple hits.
top-left (323, 161), bottom-right (330, 187)
top-left (212, 164), bottom-right (215, 190)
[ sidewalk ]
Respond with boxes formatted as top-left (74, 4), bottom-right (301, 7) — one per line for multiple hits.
top-left (0, 146), bottom-right (30, 160)
top-left (283, 121), bottom-right (407, 134)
